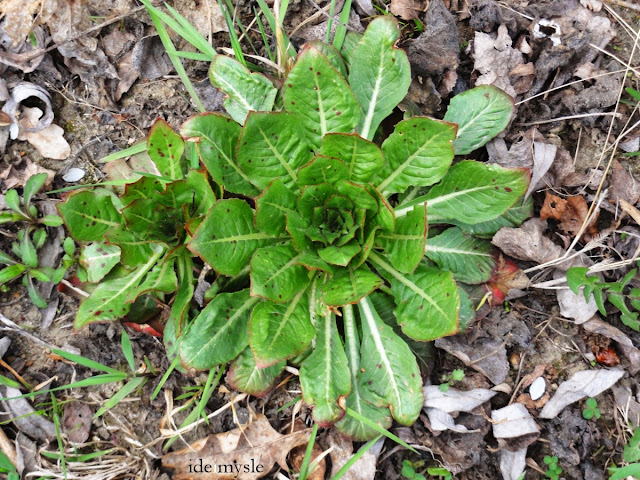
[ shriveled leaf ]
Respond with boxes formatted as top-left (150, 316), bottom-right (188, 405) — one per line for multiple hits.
top-left (180, 290), bottom-right (258, 370)
top-left (250, 290), bottom-right (314, 367)
top-left (254, 179), bottom-right (298, 236)
top-left (376, 204), bottom-right (426, 274)
top-left (75, 247), bottom-right (164, 329)
top-left (321, 265), bottom-right (383, 306)
top-left (377, 117), bottom-right (456, 195)
top-left (423, 386), bottom-right (497, 413)
top-left (189, 199), bottom-right (284, 276)
top-left (319, 133), bottom-right (384, 183)
top-left (162, 414), bottom-right (311, 480)
top-left (395, 161), bottom-right (529, 224)
top-left (357, 297), bottom-right (423, 425)
top-left (250, 244), bottom-right (311, 303)
top-left (443, 85), bottom-right (514, 155)
top-left (284, 46), bottom-right (359, 148)
top-left (209, 55), bottom-right (277, 124)
top-left (227, 347), bottom-right (285, 397)
top-left (300, 312), bottom-right (351, 425)
top-left (181, 113), bottom-right (259, 197)
top-left (539, 369), bottom-right (625, 419)
top-left (371, 254), bottom-right (459, 341)
top-left (147, 118), bottom-right (185, 180)
top-left (79, 242), bottom-right (121, 283)
top-left (425, 227), bottom-right (495, 284)
top-left (58, 190), bottom-right (122, 242)
top-left (349, 16), bottom-right (411, 140)
top-left (236, 112), bottom-right (313, 190)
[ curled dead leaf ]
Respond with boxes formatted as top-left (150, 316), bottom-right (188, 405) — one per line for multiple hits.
top-left (162, 414), bottom-right (312, 479)
top-left (540, 192), bottom-right (597, 238)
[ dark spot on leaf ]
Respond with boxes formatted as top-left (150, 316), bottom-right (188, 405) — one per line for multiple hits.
top-left (495, 186), bottom-right (499, 190)
top-left (288, 83), bottom-right (293, 88)
top-left (505, 187), bottom-right (512, 192)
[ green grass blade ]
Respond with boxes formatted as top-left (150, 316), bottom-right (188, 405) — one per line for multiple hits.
top-left (98, 142), bottom-right (147, 163)
top-left (0, 374), bottom-right (22, 390)
top-left (345, 407), bottom-right (418, 454)
top-left (299, 422), bottom-right (318, 480)
top-left (94, 376), bottom-right (147, 418)
top-left (174, 51), bottom-right (213, 61)
top-left (40, 449), bottom-right (114, 462)
top-left (51, 348), bottom-right (122, 375)
top-left (121, 330), bottom-right (136, 373)
top-left (164, 3), bottom-right (217, 58)
top-left (331, 434), bottom-right (382, 480)
top-left (333, 0), bottom-right (352, 50)
top-left (326, 0), bottom-right (337, 43)
top-left (151, 354), bottom-right (181, 402)
top-left (255, 0), bottom-right (296, 59)
top-left (217, 0), bottom-right (246, 66)
top-left (254, 8), bottom-right (275, 63)
top-left (50, 394), bottom-right (67, 479)
top-left (276, 394), bottom-right (302, 413)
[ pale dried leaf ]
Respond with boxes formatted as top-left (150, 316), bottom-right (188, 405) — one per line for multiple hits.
top-left (492, 403), bottom-right (539, 440)
top-left (492, 219), bottom-right (564, 265)
top-left (162, 414), bottom-right (311, 479)
top-left (580, 0), bottom-right (602, 11)
top-left (499, 448), bottom-right (527, 480)
top-left (62, 402), bottom-right (91, 444)
top-left (526, 141), bottom-right (556, 200)
top-left (327, 430), bottom-right (383, 480)
top-left (435, 335), bottom-right (509, 385)
top-left (423, 386), bottom-right (496, 413)
top-left (473, 24), bottom-right (524, 98)
top-left (0, 386), bottom-right (56, 441)
top-left (539, 369), bottom-right (625, 419)
top-left (2, 82), bottom-right (53, 139)
top-left (612, 385), bottom-right (640, 428)
top-left (424, 407), bottom-right (478, 433)
top-left (390, 0), bottom-right (423, 20)
top-left (555, 283), bottom-right (598, 324)
top-left (0, 156), bottom-right (55, 191)
top-left (609, 160), bottom-right (640, 205)
top-left (18, 107), bottom-right (70, 160)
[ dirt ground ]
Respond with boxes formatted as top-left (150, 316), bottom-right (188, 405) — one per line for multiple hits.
top-left (1, 0), bottom-right (640, 479)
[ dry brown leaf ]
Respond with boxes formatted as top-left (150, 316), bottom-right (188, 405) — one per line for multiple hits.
top-left (327, 429), bottom-right (383, 480)
top-left (390, 0), bottom-right (423, 20)
top-left (492, 218), bottom-right (564, 265)
top-left (609, 160), bottom-right (640, 206)
top-left (0, 157), bottom-right (55, 191)
top-left (162, 414), bottom-right (312, 479)
top-left (289, 419), bottom-right (325, 480)
top-left (540, 193), bottom-right (597, 237)
top-left (62, 401), bottom-right (91, 444)
top-left (17, 107), bottom-right (70, 160)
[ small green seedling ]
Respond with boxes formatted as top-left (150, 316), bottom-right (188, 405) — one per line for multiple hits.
top-left (582, 397), bottom-right (601, 420)
top-left (402, 460), bottom-right (426, 480)
top-left (0, 450), bottom-right (18, 480)
top-left (439, 369), bottom-right (465, 392)
top-left (543, 456), bottom-right (562, 480)
top-left (426, 467), bottom-right (453, 479)
top-left (609, 427), bottom-right (640, 479)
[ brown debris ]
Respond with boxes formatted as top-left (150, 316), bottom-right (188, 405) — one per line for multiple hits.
top-left (540, 192), bottom-right (598, 237)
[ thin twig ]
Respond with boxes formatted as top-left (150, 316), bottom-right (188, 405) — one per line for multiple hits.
top-left (604, 0), bottom-right (640, 12)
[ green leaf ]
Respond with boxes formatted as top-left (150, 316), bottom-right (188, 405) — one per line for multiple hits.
top-left (339, 31), bottom-right (362, 69)
top-left (180, 113), bottom-right (259, 197)
top-left (376, 204), bottom-right (427, 274)
top-left (58, 190), bottom-right (122, 242)
top-left (283, 46), bottom-right (360, 148)
top-left (120, 176), bottom-right (165, 206)
top-left (168, 253), bottom-right (194, 337)
top-left (624, 428), bottom-right (640, 463)
top-left (94, 376), bottom-right (146, 418)
top-left (335, 305), bottom-right (392, 440)
top-left (227, 347), bottom-right (285, 397)
top-left (377, 117), bottom-right (457, 195)
top-left (180, 290), bottom-right (258, 370)
top-left (135, 257), bottom-right (177, 296)
top-left (254, 179), bottom-right (298, 235)
top-left (26, 274), bottom-right (47, 308)
top-left (184, 168), bottom-right (217, 219)
top-left (319, 133), bottom-right (384, 183)
top-left (250, 244), bottom-right (311, 303)
top-left (318, 241), bottom-right (361, 266)
top-left (79, 243), bottom-right (121, 283)
top-left (304, 40), bottom-right (348, 78)
top-left (443, 85), bottom-right (514, 155)
top-left (209, 55), bottom-right (277, 124)
top-left (23, 172), bottom-right (48, 209)
top-left (321, 265), bottom-right (383, 306)
top-left (189, 199), bottom-right (284, 276)
top-left (395, 161), bottom-right (529, 224)
top-left (236, 112), bottom-right (313, 191)
top-left (147, 119), bottom-right (185, 180)
top-left (425, 227), bottom-right (495, 284)
top-left (0, 264), bottom-right (27, 284)
top-left (0, 250), bottom-right (16, 266)
top-left (300, 312), bottom-right (351, 425)
top-left (121, 330), bottom-right (136, 372)
top-left (20, 231), bottom-right (38, 268)
top-left (39, 215), bottom-right (64, 227)
top-left (357, 296), bottom-right (423, 425)
top-left (349, 16), bottom-right (411, 140)
top-left (297, 155), bottom-right (350, 186)
top-left (371, 253), bottom-right (459, 341)
top-left (249, 289), bottom-right (314, 367)
top-left (451, 196), bottom-right (533, 237)
top-left (4, 190), bottom-right (22, 215)
top-left (609, 463), bottom-right (640, 480)
top-left (75, 246), bottom-right (164, 328)
top-left (104, 230), bottom-right (158, 267)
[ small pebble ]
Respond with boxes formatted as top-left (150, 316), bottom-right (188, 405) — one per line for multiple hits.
top-left (530, 376), bottom-right (546, 401)
top-left (62, 167), bottom-right (85, 182)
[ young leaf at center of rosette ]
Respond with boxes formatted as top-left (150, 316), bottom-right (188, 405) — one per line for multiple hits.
top-left (370, 253), bottom-right (459, 342)
top-left (147, 119), bottom-right (185, 180)
top-left (181, 113), bottom-right (259, 197)
top-left (236, 112), bottom-right (314, 191)
top-left (357, 297), bottom-right (423, 425)
top-left (376, 203), bottom-right (427, 275)
top-left (189, 199), bottom-right (285, 276)
top-left (254, 179), bottom-right (298, 236)
top-left (377, 117), bottom-right (457, 196)
top-left (249, 289), bottom-right (314, 367)
top-left (300, 312), bottom-right (351, 426)
top-left (179, 289), bottom-right (259, 371)
top-left (250, 243), bottom-right (312, 303)
top-left (283, 46), bottom-right (360, 149)
top-left (425, 227), bottom-right (496, 284)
